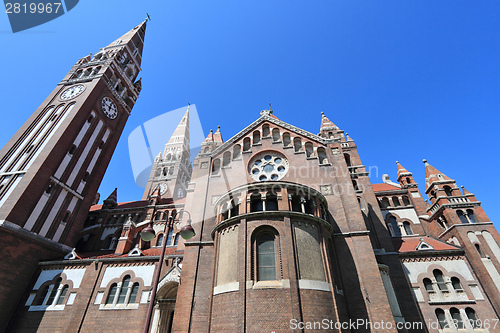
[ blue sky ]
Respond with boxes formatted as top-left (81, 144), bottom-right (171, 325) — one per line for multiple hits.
top-left (1, 1), bottom-right (499, 226)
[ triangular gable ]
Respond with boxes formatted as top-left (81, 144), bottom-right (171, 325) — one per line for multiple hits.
top-left (415, 239), bottom-right (434, 251)
top-left (64, 248), bottom-right (81, 260)
top-left (128, 244), bottom-right (143, 257)
top-left (212, 112), bottom-right (336, 156)
top-left (156, 261), bottom-right (182, 291)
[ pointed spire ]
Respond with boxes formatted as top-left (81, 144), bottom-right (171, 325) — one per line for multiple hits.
top-left (396, 161), bottom-right (410, 176)
top-left (213, 126), bottom-right (223, 143)
top-left (423, 159), bottom-right (451, 188)
top-left (165, 105), bottom-right (190, 145)
top-left (345, 133), bottom-right (354, 141)
top-left (461, 185), bottom-right (472, 195)
top-left (204, 129), bottom-right (214, 143)
top-left (105, 20), bottom-right (147, 66)
top-left (103, 188), bottom-right (118, 208)
top-left (320, 112), bottom-right (339, 131)
top-left (150, 185), bottom-right (161, 198)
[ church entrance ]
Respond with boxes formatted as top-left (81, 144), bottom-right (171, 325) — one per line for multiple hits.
top-left (151, 281), bottom-right (178, 333)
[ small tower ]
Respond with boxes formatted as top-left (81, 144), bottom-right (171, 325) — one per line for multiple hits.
top-left (318, 111), bottom-right (343, 140)
top-left (142, 105), bottom-right (191, 200)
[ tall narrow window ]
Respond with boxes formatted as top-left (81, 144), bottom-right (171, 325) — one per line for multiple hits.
top-left (47, 278), bottom-right (62, 305)
top-left (106, 283), bottom-right (118, 304)
top-left (257, 232), bottom-right (276, 281)
top-left (305, 142), bottom-right (314, 158)
top-left (344, 154), bottom-right (351, 167)
top-left (262, 124), bottom-right (270, 137)
top-left (34, 285), bottom-right (50, 306)
top-left (266, 192), bottom-right (278, 211)
top-left (129, 283), bottom-right (139, 303)
top-left (157, 234), bottom-right (164, 247)
top-left (56, 285), bottom-right (68, 305)
top-left (475, 244), bottom-right (485, 258)
top-left (433, 270), bottom-right (447, 291)
top-left (380, 197), bottom-right (390, 208)
top-left (293, 137), bottom-right (302, 152)
top-left (435, 308), bottom-right (447, 329)
top-left (402, 196), bottom-right (411, 206)
top-left (174, 234), bottom-right (179, 246)
top-left (444, 186), bottom-right (453, 197)
top-left (166, 229), bottom-right (173, 246)
top-left (392, 197), bottom-right (400, 207)
top-left (290, 194), bottom-right (301, 212)
top-left (457, 210), bottom-right (469, 224)
top-left (317, 147), bottom-right (328, 164)
top-left (272, 128), bottom-right (280, 142)
top-left (117, 276), bottom-right (130, 304)
top-left (467, 209), bottom-right (477, 223)
top-left (423, 278), bottom-right (433, 293)
top-left (233, 144), bottom-right (241, 159)
top-left (388, 216), bottom-right (401, 237)
top-left (403, 222), bottom-right (413, 236)
top-left (253, 131), bottom-right (261, 145)
top-left (250, 193), bottom-right (263, 212)
top-left (466, 308), bottom-right (479, 328)
top-left (450, 308), bottom-right (464, 329)
top-left (282, 133), bottom-right (291, 147)
top-left (243, 138), bottom-right (251, 151)
top-left (451, 277), bottom-right (463, 291)
top-left (212, 159), bottom-right (221, 175)
top-left (223, 151), bottom-right (231, 167)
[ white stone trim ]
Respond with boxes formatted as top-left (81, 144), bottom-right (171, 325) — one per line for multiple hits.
top-left (298, 279), bottom-right (331, 291)
top-left (213, 282), bottom-right (239, 295)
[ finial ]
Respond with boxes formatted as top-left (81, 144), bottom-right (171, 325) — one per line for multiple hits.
top-left (321, 111), bottom-right (324, 115)
top-left (269, 102), bottom-right (272, 111)
top-left (188, 102), bottom-right (190, 106)
top-left (145, 13), bottom-right (151, 22)
top-left (461, 185), bottom-right (464, 188)
top-left (423, 159), bottom-right (428, 163)
top-left (210, 129), bottom-right (213, 133)
top-left (396, 161), bottom-right (399, 164)
top-left (217, 125), bottom-right (220, 130)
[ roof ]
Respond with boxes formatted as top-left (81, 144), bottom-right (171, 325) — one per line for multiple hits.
top-left (77, 246), bottom-right (183, 260)
top-left (392, 236), bottom-right (461, 253)
top-left (372, 183), bottom-right (401, 192)
top-left (89, 197), bottom-right (185, 212)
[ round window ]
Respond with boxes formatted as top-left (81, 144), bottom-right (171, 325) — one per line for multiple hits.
top-left (248, 151), bottom-right (289, 181)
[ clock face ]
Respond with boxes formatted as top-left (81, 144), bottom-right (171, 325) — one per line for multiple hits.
top-left (158, 183), bottom-right (168, 195)
top-left (60, 85), bottom-right (84, 100)
top-left (101, 97), bottom-right (118, 119)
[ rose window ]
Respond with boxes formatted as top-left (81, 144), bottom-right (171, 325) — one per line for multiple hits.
top-left (249, 151), bottom-right (289, 181)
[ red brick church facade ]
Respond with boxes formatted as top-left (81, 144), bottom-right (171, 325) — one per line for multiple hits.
top-left (1, 22), bottom-right (500, 333)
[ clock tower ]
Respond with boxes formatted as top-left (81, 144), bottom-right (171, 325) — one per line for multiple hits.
top-left (0, 21), bottom-right (147, 331)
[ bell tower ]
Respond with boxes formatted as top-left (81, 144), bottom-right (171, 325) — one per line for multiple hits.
top-left (142, 105), bottom-right (192, 200)
top-left (0, 21), bottom-right (147, 331)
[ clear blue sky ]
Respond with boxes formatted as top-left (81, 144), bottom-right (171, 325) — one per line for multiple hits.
top-left (1, 1), bottom-right (499, 226)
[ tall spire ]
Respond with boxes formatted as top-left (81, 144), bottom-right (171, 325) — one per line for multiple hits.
top-left (320, 112), bottom-right (339, 131)
top-left (423, 159), bottom-right (452, 189)
top-left (105, 21), bottom-right (147, 67)
top-left (213, 126), bottom-right (223, 143)
top-left (319, 112), bottom-right (343, 140)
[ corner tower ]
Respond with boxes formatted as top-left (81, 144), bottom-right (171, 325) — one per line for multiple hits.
top-left (0, 21), bottom-right (147, 331)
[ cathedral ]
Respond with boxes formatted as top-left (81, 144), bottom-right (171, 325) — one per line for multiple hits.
top-left (1, 21), bottom-right (500, 333)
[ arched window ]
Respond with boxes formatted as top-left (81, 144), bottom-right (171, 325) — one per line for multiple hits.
top-left (162, 168), bottom-right (167, 176)
top-left (352, 180), bottom-right (359, 191)
top-left (272, 128), bottom-right (280, 142)
top-left (317, 147), bottom-right (328, 165)
top-left (253, 131), bottom-right (261, 145)
top-left (435, 308), bottom-right (447, 329)
top-left (402, 196), bottom-right (411, 206)
top-left (457, 210), bottom-right (469, 224)
top-left (467, 209), bottom-right (477, 223)
top-left (155, 212), bottom-right (162, 221)
top-left (243, 138), bottom-right (251, 151)
top-left (56, 285), bottom-right (68, 305)
top-left (423, 278), bottom-right (433, 293)
top-left (230, 199), bottom-right (240, 217)
top-left (129, 283), bottom-right (139, 303)
top-left (392, 196), bottom-right (400, 207)
top-left (444, 186), bottom-right (453, 197)
top-left (168, 166), bottom-right (174, 175)
top-left (203, 147), bottom-right (210, 154)
top-left (262, 124), bottom-right (270, 137)
top-left (106, 283), bottom-right (118, 304)
top-left (388, 216), bottom-right (401, 237)
top-left (212, 159), bottom-right (221, 175)
top-left (155, 168), bottom-right (161, 177)
top-left (166, 229), bottom-right (173, 246)
top-left (34, 285), bottom-right (50, 306)
top-left (451, 277), bottom-right (463, 291)
top-left (380, 197), bottom-right (390, 208)
top-left (475, 244), bottom-right (485, 258)
top-left (450, 308), bottom-right (464, 329)
top-left (433, 269), bottom-right (447, 291)
top-left (257, 232), bottom-right (276, 281)
top-left (223, 151), bottom-right (231, 167)
top-left (344, 154), bottom-right (351, 167)
top-left (266, 192), bottom-right (278, 211)
top-left (250, 193), bottom-right (263, 212)
top-left (403, 222), bottom-right (413, 236)
top-left (305, 142), bottom-right (314, 158)
top-left (282, 133), bottom-right (291, 147)
top-left (293, 137), bottom-right (302, 152)
top-left (465, 308), bottom-right (479, 328)
top-left (117, 276), bottom-right (131, 304)
top-left (233, 144), bottom-right (241, 159)
top-left (157, 234), bottom-right (164, 247)
top-left (406, 177), bottom-right (411, 184)
top-left (290, 194), bottom-right (301, 212)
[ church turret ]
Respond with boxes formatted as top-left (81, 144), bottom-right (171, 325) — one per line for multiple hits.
top-left (103, 188), bottom-right (118, 209)
top-left (142, 105), bottom-right (191, 200)
top-left (318, 111), bottom-right (343, 140)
